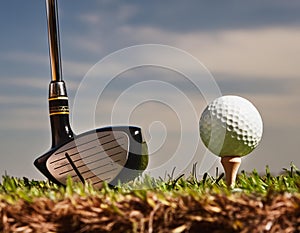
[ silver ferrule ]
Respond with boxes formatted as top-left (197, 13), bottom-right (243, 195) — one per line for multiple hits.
top-left (49, 81), bottom-right (68, 98)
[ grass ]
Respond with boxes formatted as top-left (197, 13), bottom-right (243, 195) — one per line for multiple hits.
top-left (0, 164), bottom-right (299, 201)
top-left (0, 164), bottom-right (299, 232)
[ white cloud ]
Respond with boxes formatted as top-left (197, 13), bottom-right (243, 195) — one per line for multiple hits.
top-left (79, 13), bottom-right (102, 25)
top-left (252, 92), bottom-right (300, 128)
top-left (0, 107), bottom-right (48, 131)
top-left (0, 77), bottom-right (48, 90)
top-left (115, 5), bottom-right (139, 22)
top-left (114, 26), bottom-right (300, 79)
top-left (0, 74), bottom-right (83, 92)
top-left (0, 95), bottom-right (43, 105)
top-left (66, 23), bottom-right (300, 81)
top-left (63, 60), bottom-right (95, 80)
top-left (79, 4), bottom-right (138, 25)
top-left (3, 52), bottom-right (48, 65)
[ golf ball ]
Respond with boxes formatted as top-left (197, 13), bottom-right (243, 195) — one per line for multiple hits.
top-left (199, 95), bottom-right (263, 157)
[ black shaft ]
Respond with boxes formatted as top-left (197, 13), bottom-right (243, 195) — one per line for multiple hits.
top-left (46, 0), bottom-right (74, 147)
top-left (46, 0), bottom-right (62, 82)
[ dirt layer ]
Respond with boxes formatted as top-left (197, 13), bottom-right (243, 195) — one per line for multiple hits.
top-left (0, 192), bottom-right (299, 233)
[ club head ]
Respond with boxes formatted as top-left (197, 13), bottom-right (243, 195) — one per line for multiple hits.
top-left (34, 126), bottom-right (148, 188)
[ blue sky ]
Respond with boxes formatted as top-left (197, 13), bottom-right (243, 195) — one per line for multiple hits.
top-left (0, 1), bottom-right (300, 180)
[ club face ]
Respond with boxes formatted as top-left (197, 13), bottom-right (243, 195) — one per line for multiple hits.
top-left (34, 126), bottom-right (148, 188)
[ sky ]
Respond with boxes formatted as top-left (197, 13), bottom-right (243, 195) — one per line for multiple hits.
top-left (0, 0), bottom-right (300, 181)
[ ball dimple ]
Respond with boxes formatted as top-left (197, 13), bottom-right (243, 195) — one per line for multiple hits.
top-left (237, 128), bottom-right (243, 134)
top-left (221, 116), bottom-right (227, 123)
top-left (227, 118), bottom-right (233, 125)
top-left (199, 95), bottom-right (263, 157)
top-left (232, 121), bottom-right (238, 129)
top-left (227, 125), bottom-right (234, 131)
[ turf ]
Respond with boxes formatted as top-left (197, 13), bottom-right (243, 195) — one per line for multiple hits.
top-left (0, 164), bottom-right (299, 232)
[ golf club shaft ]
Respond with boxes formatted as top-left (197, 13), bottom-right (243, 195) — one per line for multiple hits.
top-left (46, 0), bottom-right (74, 147)
top-left (46, 0), bottom-right (62, 82)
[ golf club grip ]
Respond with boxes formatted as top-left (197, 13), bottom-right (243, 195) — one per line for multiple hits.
top-left (46, 0), bottom-right (62, 82)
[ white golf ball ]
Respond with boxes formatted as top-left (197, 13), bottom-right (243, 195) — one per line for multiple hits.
top-left (199, 95), bottom-right (263, 157)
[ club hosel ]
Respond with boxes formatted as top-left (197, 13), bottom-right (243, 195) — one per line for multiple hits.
top-left (48, 81), bottom-right (74, 148)
top-left (49, 81), bottom-right (67, 98)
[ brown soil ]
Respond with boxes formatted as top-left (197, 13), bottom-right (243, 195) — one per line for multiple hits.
top-left (0, 192), bottom-right (299, 233)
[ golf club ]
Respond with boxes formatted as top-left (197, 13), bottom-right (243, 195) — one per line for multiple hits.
top-left (34, 0), bottom-right (148, 188)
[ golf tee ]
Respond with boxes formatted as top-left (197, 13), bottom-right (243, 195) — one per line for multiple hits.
top-left (221, 156), bottom-right (241, 188)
